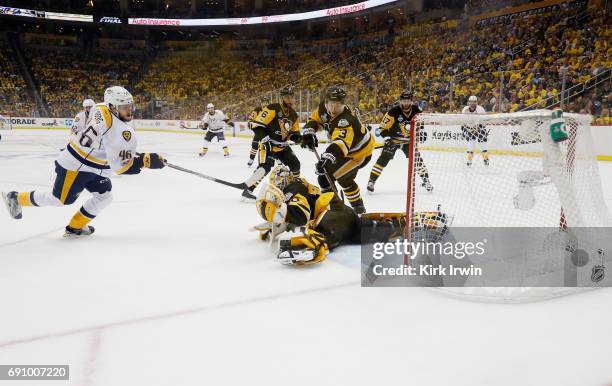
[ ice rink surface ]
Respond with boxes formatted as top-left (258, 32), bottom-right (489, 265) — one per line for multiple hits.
top-left (1, 129), bottom-right (612, 386)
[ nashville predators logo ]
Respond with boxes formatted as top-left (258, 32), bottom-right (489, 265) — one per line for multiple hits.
top-left (122, 130), bottom-right (132, 142)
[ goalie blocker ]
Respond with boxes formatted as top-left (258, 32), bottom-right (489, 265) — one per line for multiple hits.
top-left (253, 166), bottom-right (406, 265)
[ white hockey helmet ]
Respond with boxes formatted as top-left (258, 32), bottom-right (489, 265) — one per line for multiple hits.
top-left (207, 103), bottom-right (215, 109)
top-left (468, 95), bottom-right (478, 102)
top-left (82, 99), bottom-right (95, 108)
top-left (104, 86), bottom-right (134, 107)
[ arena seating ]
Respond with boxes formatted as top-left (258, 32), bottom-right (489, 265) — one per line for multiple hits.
top-left (0, 41), bottom-right (36, 116)
top-left (0, 3), bottom-right (609, 124)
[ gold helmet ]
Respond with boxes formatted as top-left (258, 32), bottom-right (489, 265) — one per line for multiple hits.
top-left (256, 183), bottom-right (285, 222)
top-left (269, 165), bottom-right (294, 190)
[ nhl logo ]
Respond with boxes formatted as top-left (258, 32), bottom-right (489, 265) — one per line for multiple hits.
top-left (122, 130), bottom-right (132, 141)
top-left (591, 265), bottom-right (605, 283)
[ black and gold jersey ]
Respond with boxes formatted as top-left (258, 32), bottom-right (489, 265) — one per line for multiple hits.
top-left (303, 102), bottom-right (331, 135)
top-left (325, 106), bottom-right (374, 161)
top-left (283, 179), bottom-right (335, 227)
top-left (379, 104), bottom-right (422, 142)
top-left (251, 103), bottom-right (299, 146)
top-left (248, 106), bottom-right (263, 122)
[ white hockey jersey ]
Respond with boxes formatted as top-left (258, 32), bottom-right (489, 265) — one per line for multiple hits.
top-left (201, 110), bottom-right (229, 133)
top-left (56, 103), bottom-right (138, 177)
top-left (462, 105), bottom-right (486, 114)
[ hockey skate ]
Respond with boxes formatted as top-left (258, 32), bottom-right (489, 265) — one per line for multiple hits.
top-left (1, 191), bottom-right (22, 219)
top-left (241, 188), bottom-right (256, 202)
top-left (353, 202), bottom-right (366, 215)
top-left (366, 181), bottom-right (375, 193)
top-left (64, 225), bottom-right (95, 238)
top-left (483, 158), bottom-right (490, 167)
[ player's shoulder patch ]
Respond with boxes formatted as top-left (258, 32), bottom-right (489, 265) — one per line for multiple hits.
top-left (122, 130), bottom-right (132, 142)
top-left (75, 116), bottom-right (80, 122)
top-left (338, 118), bottom-right (350, 127)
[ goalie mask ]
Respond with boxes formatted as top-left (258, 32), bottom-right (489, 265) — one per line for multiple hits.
top-left (256, 183), bottom-right (285, 223)
top-left (269, 165), bottom-right (294, 190)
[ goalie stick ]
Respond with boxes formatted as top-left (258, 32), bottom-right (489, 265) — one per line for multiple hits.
top-left (166, 162), bottom-right (247, 190)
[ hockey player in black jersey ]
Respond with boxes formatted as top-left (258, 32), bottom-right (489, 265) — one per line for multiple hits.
top-left (367, 90), bottom-right (433, 193)
top-left (241, 87), bottom-right (302, 201)
top-left (301, 86), bottom-right (374, 214)
top-left (302, 100), bottom-right (333, 141)
top-left (253, 166), bottom-right (406, 265)
top-left (246, 96), bottom-right (270, 167)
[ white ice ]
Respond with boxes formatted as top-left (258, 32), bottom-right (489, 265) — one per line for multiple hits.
top-left (1, 129), bottom-right (612, 386)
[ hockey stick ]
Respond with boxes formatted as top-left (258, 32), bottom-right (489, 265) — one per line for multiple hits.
top-left (166, 162), bottom-right (247, 190)
top-left (312, 148), bottom-right (344, 201)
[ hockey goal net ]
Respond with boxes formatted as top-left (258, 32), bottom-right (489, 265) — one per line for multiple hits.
top-left (406, 110), bottom-right (612, 302)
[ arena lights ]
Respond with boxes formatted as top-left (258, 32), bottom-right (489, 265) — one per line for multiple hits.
top-left (128, 0), bottom-right (399, 26)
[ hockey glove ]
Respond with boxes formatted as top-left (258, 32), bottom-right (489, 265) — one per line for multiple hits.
top-left (288, 132), bottom-right (302, 144)
top-left (315, 153), bottom-right (335, 176)
top-left (384, 138), bottom-right (400, 151)
top-left (140, 153), bottom-right (166, 169)
top-left (300, 128), bottom-right (318, 150)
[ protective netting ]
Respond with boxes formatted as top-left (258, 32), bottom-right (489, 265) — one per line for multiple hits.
top-left (408, 110), bottom-right (610, 228)
top-left (406, 110), bottom-right (612, 302)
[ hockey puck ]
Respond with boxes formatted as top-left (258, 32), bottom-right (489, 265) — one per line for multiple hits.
top-left (571, 248), bottom-right (589, 267)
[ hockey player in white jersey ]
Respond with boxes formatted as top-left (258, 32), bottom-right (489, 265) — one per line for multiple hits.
top-left (70, 99), bottom-right (95, 137)
top-left (198, 103), bottom-right (234, 157)
top-left (1, 86), bottom-right (166, 237)
top-left (461, 95), bottom-right (489, 167)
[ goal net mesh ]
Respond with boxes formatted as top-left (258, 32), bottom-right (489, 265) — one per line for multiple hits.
top-left (406, 110), bottom-right (612, 302)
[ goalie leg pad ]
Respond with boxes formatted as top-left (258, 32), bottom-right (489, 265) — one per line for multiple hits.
top-left (360, 213), bottom-right (407, 243)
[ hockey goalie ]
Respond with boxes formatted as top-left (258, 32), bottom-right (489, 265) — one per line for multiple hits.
top-left (252, 166), bottom-right (407, 265)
